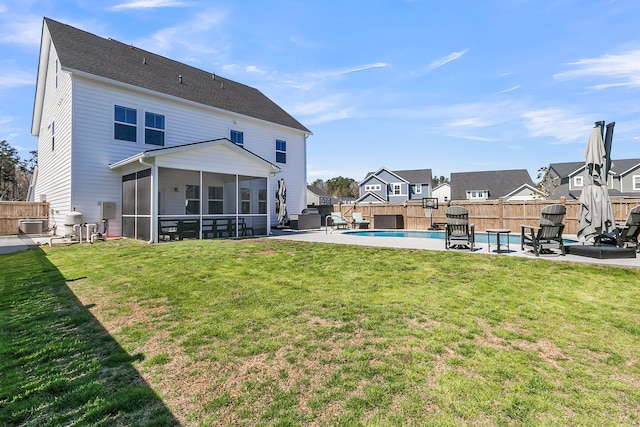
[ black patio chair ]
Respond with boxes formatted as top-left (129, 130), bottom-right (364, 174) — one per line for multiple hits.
top-left (445, 206), bottom-right (475, 250)
top-left (521, 204), bottom-right (566, 256)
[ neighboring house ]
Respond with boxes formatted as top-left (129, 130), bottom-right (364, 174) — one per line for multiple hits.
top-left (450, 169), bottom-right (543, 201)
top-left (31, 18), bottom-right (310, 242)
top-left (544, 158), bottom-right (640, 199)
top-left (306, 185), bottom-right (331, 206)
top-left (432, 182), bottom-right (451, 204)
top-left (356, 168), bottom-right (432, 203)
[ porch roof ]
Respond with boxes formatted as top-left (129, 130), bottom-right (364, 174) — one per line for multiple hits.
top-left (108, 138), bottom-right (281, 174)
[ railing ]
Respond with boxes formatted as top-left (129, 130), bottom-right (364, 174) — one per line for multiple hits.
top-left (335, 198), bottom-right (640, 235)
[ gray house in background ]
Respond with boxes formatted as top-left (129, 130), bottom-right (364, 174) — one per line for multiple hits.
top-left (450, 169), bottom-right (543, 201)
top-left (306, 185), bottom-right (331, 206)
top-left (357, 168), bottom-right (432, 203)
top-left (544, 158), bottom-right (640, 199)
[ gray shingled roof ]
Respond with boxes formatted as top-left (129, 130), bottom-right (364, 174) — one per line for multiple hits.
top-left (549, 158), bottom-right (640, 177)
top-left (44, 18), bottom-right (310, 133)
top-left (394, 169), bottom-right (433, 185)
top-left (450, 169), bottom-right (534, 200)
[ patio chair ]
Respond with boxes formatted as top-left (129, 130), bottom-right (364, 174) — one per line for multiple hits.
top-left (520, 204), bottom-right (566, 256)
top-left (603, 205), bottom-right (640, 251)
top-left (328, 212), bottom-right (350, 231)
top-left (351, 212), bottom-right (370, 229)
top-left (445, 206), bottom-right (475, 250)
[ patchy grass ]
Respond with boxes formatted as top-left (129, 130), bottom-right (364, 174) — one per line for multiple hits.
top-left (1, 238), bottom-right (639, 426)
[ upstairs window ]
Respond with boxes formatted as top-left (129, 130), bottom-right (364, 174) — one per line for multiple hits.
top-left (145, 112), bottom-right (165, 146)
top-left (50, 121), bottom-right (55, 151)
top-left (467, 190), bottom-right (488, 200)
top-left (633, 175), bottom-right (640, 191)
top-left (276, 139), bottom-right (286, 163)
top-left (392, 183), bottom-right (401, 195)
top-left (573, 176), bottom-right (584, 187)
top-left (414, 184), bottom-right (422, 194)
top-left (364, 184), bottom-right (381, 192)
top-left (114, 105), bottom-right (137, 142)
top-left (230, 130), bottom-right (243, 145)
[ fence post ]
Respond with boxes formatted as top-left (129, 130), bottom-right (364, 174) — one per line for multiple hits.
top-left (498, 198), bottom-right (504, 228)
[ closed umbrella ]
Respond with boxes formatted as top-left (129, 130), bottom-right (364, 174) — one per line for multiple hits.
top-left (577, 124), bottom-right (615, 242)
top-left (276, 178), bottom-right (287, 226)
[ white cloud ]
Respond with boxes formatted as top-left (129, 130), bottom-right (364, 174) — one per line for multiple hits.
top-left (308, 62), bottom-right (389, 79)
top-left (133, 9), bottom-right (227, 57)
top-left (554, 49), bottom-right (640, 89)
top-left (0, 63), bottom-right (33, 88)
top-left (426, 49), bottom-right (468, 72)
top-left (0, 14), bottom-right (42, 46)
top-left (111, 0), bottom-right (188, 10)
top-left (496, 85), bottom-right (521, 94)
top-left (522, 108), bottom-right (591, 143)
top-left (245, 65), bottom-right (267, 74)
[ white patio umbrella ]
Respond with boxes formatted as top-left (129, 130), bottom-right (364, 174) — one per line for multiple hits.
top-left (276, 178), bottom-right (287, 226)
top-left (577, 125), bottom-right (615, 242)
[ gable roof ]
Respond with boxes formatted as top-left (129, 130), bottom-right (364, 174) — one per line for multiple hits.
top-left (108, 138), bottom-right (279, 172)
top-left (450, 169), bottom-right (534, 200)
top-left (307, 185), bottom-right (330, 198)
top-left (549, 158), bottom-right (640, 178)
top-left (360, 167), bottom-right (432, 185)
top-left (37, 18), bottom-right (310, 134)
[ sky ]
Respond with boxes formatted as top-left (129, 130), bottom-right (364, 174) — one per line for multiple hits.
top-left (1, 0), bottom-right (639, 183)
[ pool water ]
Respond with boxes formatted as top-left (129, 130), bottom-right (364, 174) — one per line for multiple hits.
top-left (344, 230), bottom-right (576, 245)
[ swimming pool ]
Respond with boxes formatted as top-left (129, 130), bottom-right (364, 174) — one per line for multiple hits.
top-left (344, 230), bottom-right (576, 245)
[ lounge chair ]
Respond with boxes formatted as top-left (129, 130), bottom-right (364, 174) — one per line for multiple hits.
top-left (603, 205), bottom-right (640, 251)
top-left (328, 212), bottom-right (350, 231)
top-left (521, 204), bottom-right (566, 256)
top-left (351, 212), bottom-right (370, 229)
top-left (445, 206), bottom-right (475, 250)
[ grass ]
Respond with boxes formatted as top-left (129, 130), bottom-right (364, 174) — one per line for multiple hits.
top-left (1, 238), bottom-right (639, 426)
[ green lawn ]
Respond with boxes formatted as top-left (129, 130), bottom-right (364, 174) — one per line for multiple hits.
top-left (1, 238), bottom-right (639, 426)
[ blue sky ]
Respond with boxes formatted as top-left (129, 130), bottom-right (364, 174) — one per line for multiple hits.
top-left (1, 0), bottom-right (639, 183)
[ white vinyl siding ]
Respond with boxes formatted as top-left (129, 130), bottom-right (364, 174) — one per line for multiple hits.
top-left (34, 45), bottom-right (73, 229)
top-left (65, 75), bottom-right (306, 231)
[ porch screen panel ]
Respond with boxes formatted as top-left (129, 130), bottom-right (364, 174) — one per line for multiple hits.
top-left (122, 217), bottom-right (135, 239)
top-left (137, 217), bottom-right (150, 241)
top-left (137, 168), bottom-right (151, 215)
top-left (122, 173), bottom-right (136, 216)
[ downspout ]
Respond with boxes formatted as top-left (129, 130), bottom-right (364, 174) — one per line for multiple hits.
top-left (139, 157), bottom-right (157, 244)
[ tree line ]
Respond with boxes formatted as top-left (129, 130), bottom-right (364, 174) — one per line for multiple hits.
top-left (0, 140), bottom-right (37, 201)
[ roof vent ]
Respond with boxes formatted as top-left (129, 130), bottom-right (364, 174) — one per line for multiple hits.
top-left (220, 82), bottom-right (224, 89)
top-left (179, 75), bottom-right (183, 84)
top-left (143, 57), bottom-right (147, 64)
top-left (212, 73), bottom-right (215, 80)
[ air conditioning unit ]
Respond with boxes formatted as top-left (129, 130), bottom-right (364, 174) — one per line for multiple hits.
top-left (19, 219), bottom-right (44, 235)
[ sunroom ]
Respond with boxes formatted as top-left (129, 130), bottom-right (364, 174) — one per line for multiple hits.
top-left (109, 139), bottom-right (280, 243)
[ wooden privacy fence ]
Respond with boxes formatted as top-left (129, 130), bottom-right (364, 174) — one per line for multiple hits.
top-left (335, 198), bottom-right (640, 235)
top-left (0, 202), bottom-right (49, 235)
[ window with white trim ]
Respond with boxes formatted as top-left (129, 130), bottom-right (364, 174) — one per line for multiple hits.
top-left (145, 112), bottom-right (165, 146)
top-left (50, 121), bottom-right (55, 151)
top-left (392, 184), bottom-right (401, 195)
top-left (230, 130), bottom-right (243, 145)
top-left (114, 105), bottom-right (137, 142)
top-left (240, 186), bottom-right (251, 214)
top-left (414, 184), bottom-right (422, 194)
top-left (208, 186), bottom-right (223, 214)
top-left (364, 184), bottom-right (381, 192)
top-left (633, 175), bottom-right (640, 191)
top-left (55, 59), bottom-right (59, 89)
top-left (574, 176), bottom-right (584, 187)
top-left (185, 185), bottom-right (200, 215)
top-left (276, 139), bottom-right (286, 163)
top-left (467, 190), bottom-right (488, 200)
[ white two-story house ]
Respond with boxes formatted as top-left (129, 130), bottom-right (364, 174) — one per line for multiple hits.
top-left (31, 18), bottom-right (311, 242)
